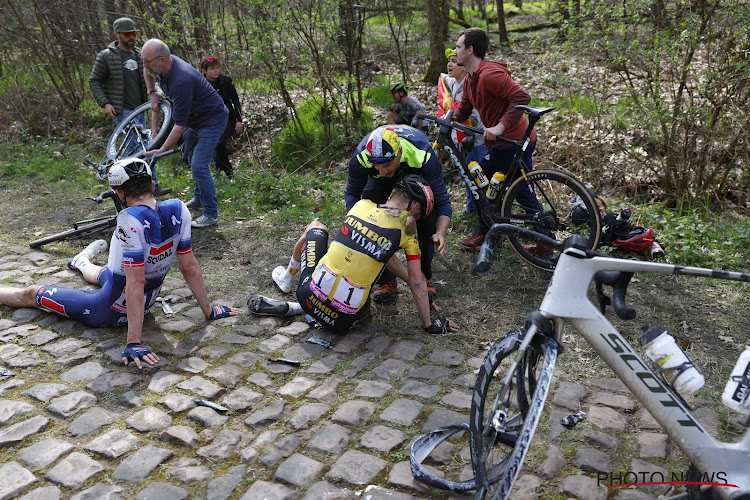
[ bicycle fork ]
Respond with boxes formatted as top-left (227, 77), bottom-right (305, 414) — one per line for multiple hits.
top-left (479, 315), bottom-right (562, 500)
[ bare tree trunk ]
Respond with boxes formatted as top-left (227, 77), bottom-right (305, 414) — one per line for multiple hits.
top-left (496, 0), bottom-right (509, 46)
top-left (653, 0), bottom-right (665, 29)
top-left (188, 0), bottom-right (210, 51)
top-left (338, 0), bottom-right (365, 126)
top-left (559, 0), bottom-right (570, 21)
top-left (424, 0), bottom-right (451, 82)
top-left (454, 0), bottom-right (465, 20)
top-left (381, 1), bottom-right (406, 82)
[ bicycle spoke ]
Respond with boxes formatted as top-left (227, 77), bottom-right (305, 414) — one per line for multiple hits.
top-left (107, 100), bottom-right (173, 161)
top-left (501, 169), bottom-right (602, 271)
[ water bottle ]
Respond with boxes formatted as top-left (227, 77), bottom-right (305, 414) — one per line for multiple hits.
top-left (468, 161), bottom-right (489, 188)
top-left (486, 172), bottom-right (505, 200)
top-left (650, 241), bottom-right (665, 259)
top-left (639, 325), bottom-right (705, 397)
top-left (722, 345), bottom-right (750, 414)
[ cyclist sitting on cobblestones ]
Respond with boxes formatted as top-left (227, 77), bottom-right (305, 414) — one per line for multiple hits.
top-left (0, 158), bottom-right (240, 368)
top-left (249, 175), bottom-right (458, 335)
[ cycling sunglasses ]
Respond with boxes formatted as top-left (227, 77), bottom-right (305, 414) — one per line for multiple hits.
top-left (206, 56), bottom-right (219, 63)
top-left (118, 31), bottom-right (137, 37)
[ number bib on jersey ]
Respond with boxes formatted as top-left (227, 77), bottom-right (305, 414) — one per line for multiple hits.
top-left (310, 264), bottom-right (364, 315)
top-left (310, 264), bottom-right (336, 302)
top-left (330, 275), bottom-right (364, 315)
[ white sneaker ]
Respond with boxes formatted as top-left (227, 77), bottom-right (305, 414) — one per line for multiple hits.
top-left (272, 266), bottom-right (293, 293)
top-left (68, 239), bottom-right (108, 271)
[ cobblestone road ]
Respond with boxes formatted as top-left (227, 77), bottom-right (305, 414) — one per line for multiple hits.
top-left (0, 243), bottom-right (714, 500)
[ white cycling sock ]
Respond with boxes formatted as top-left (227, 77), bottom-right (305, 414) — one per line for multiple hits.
top-left (287, 257), bottom-right (301, 277)
top-left (288, 302), bottom-right (304, 315)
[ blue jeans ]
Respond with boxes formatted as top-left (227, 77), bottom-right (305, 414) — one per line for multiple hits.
top-left (478, 141), bottom-right (537, 234)
top-left (462, 143), bottom-right (487, 213)
top-left (190, 119), bottom-right (227, 219)
top-left (114, 109), bottom-right (158, 184)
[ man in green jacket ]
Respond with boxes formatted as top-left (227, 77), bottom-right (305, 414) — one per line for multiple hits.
top-left (89, 17), bottom-right (170, 196)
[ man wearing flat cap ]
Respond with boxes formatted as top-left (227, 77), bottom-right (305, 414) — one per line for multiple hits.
top-left (89, 17), bottom-right (171, 196)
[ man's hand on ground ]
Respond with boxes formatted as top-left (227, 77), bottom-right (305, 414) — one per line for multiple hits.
top-left (209, 305), bottom-right (242, 320)
top-left (121, 343), bottom-right (159, 369)
top-left (423, 317), bottom-right (459, 334)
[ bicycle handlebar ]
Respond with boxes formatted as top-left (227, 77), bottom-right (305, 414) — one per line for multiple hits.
top-left (87, 189), bottom-right (124, 212)
top-left (416, 104), bottom-right (553, 148)
top-left (414, 111), bottom-right (485, 138)
top-left (87, 190), bottom-right (116, 204)
top-left (477, 224), bottom-right (637, 320)
top-left (142, 146), bottom-right (181, 162)
top-left (594, 271), bottom-right (636, 320)
top-left (474, 224), bottom-right (563, 273)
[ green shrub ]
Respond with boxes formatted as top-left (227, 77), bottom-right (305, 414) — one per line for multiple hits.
top-left (630, 203), bottom-right (750, 270)
top-left (271, 95), bottom-right (373, 170)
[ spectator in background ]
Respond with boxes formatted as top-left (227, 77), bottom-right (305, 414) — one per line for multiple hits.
top-left (387, 82), bottom-right (427, 132)
top-left (439, 47), bottom-right (486, 216)
top-left (200, 56), bottom-right (244, 178)
top-left (89, 17), bottom-right (171, 196)
top-left (141, 38), bottom-right (228, 228)
top-left (453, 27), bottom-right (537, 250)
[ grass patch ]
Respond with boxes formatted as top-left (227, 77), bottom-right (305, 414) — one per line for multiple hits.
top-left (231, 168), bottom-right (348, 224)
top-left (552, 94), bottom-right (600, 115)
top-left (0, 142), bottom-right (92, 184)
top-left (270, 94), bottom-right (374, 170)
top-left (365, 85), bottom-right (394, 110)
top-left (634, 203), bottom-right (750, 269)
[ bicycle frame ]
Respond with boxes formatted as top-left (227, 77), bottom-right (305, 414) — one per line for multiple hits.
top-left (424, 110), bottom-right (533, 227)
top-left (530, 247), bottom-right (750, 499)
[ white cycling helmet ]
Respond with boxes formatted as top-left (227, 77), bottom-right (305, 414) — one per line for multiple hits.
top-left (108, 157), bottom-right (152, 188)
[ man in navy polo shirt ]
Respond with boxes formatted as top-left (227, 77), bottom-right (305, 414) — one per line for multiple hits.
top-left (141, 38), bottom-right (228, 228)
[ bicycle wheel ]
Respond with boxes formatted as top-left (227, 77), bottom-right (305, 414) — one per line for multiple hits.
top-left (106, 100), bottom-right (173, 161)
top-left (500, 168), bottom-right (601, 272)
top-left (28, 218), bottom-right (115, 249)
top-left (470, 329), bottom-right (557, 500)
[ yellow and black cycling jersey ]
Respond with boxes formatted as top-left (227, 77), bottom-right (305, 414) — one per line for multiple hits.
top-left (311, 200), bottom-right (420, 315)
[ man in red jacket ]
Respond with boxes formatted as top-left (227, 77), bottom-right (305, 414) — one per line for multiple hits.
top-left (452, 27), bottom-right (538, 250)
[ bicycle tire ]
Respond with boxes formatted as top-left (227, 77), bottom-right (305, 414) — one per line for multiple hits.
top-left (28, 218), bottom-right (115, 249)
top-left (470, 329), bottom-right (558, 500)
top-left (106, 100), bottom-right (173, 161)
top-left (500, 168), bottom-right (602, 271)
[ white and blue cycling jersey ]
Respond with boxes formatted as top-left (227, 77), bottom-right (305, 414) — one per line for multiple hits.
top-left (35, 200), bottom-right (192, 327)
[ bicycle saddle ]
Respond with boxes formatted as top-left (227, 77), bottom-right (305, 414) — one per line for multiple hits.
top-left (513, 105), bottom-right (556, 118)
